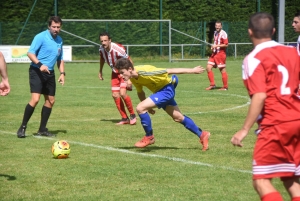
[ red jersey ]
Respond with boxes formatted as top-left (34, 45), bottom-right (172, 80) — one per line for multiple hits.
top-left (213, 29), bottom-right (228, 53)
top-left (99, 42), bottom-right (129, 72)
top-left (242, 40), bottom-right (300, 126)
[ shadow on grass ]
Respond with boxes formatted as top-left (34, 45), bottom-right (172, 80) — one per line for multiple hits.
top-left (0, 174), bottom-right (16, 181)
top-left (50, 130), bottom-right (67, 135)
top-left (29, 129), bottom-right (67, 135)
top-left (117, 146), bottom-right (199, 152)
top-left (100, 119), bottom-right (123, 124)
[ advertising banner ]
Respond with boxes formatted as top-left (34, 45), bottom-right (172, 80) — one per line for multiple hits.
top-left (0, 45), bottom-right (72, 63)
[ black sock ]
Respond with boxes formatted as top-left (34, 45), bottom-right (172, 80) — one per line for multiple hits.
top-left (39, 106), bottom-right (52, 131)
top-left (21, 104), bottom-right (35, 126)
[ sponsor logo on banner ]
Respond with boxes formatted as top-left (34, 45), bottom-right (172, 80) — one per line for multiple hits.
top-left (11, 47), bottom-right (30, 62)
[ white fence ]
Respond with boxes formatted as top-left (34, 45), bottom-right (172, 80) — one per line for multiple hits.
top-left (70, 41), bottom-right (297, 62)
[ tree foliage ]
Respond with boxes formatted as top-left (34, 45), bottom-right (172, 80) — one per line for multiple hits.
top-left (0, 0), bottom-right (299, 57)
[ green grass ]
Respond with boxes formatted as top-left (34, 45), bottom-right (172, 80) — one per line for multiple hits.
top-left (0, 60), bottom-right (289, 200)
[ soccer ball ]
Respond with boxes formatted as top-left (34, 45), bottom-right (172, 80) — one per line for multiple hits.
top-left (51, 140), bottom-right (71, 159)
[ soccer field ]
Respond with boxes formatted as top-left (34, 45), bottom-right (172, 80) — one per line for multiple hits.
top-left (0, 60), bottom-right (289, 201)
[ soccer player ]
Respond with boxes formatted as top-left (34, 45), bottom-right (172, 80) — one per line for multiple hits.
top-left (114, 58), bottom-right (211, 150)
top-left (16, 16), bottom-right (65, 138)
top-left (0, 51), bottom-right (10, 96)
top-left (99, 32), bottom-right (136, 125)
top-left (205, 20), bottom-right (229, 91)
top-left (292, 11), bottom-right (300, 95)
top-left (292, 11), bottom-right (300, 55)
top-left (231, 12), bottom-right (300, 201)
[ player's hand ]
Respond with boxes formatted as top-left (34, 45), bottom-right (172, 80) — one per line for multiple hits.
top-left (231, 129), bottom-right (248, 147)
top-left (0, 81), bottom-right (10, 96)
top-left (126, 80), bottom-right (133, 91)
top-left (40, 65), bottom-right (50, 74)
top-left (148, 109), bottom-right (155, 115)
top-left (98, 72), bottom-right (104, 80)
top-left (193, 66), bottom-right (205, 74)
top-left (58, 75), bottom-right (65, 86)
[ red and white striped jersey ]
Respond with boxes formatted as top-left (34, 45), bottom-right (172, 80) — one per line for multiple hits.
top-left (297, 35), bottom-right (300, 55)
top-left (242, 40), bottom-right (300, 126)
top-left (99, 42), bottom-right (129, 70)
top-left (213, 29), bottom-right (228, 53)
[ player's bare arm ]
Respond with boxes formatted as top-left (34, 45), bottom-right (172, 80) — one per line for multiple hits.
top-left (27, 52), bottom-right (50, 74)
top-left (212, 44), bottom-right (228, 49)
top-left (137, 91), bottom-right (147, 102)
top-left (57, 60), bottom-right (65, 85)
top-left (231, 92), bottom-right (266, 147)
top-left (98, 56), bottom-right (105, 80)
top-left (167, 66), bottom-right (205, 74)
top-left (0, 53), bottom-right (10, 96)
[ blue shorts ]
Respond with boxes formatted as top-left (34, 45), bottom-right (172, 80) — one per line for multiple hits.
top-left (149, 84), bottom-right (177, 110)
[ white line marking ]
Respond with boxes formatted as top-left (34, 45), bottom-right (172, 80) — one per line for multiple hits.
top-left (0, 130), bottom-right (251, 174)
top-left (1, 91), bottom-right (250, 124)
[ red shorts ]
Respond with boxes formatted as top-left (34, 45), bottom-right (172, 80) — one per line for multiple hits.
top-left (111, 71), bottom-right (127, 92)
top-left (252, 120), bottom-right (300, 180)
top-left (207, 52), bottom-right (226, 68)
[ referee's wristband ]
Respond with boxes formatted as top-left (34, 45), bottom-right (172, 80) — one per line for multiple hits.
top-left (37, 62), bottom-right (43, 68)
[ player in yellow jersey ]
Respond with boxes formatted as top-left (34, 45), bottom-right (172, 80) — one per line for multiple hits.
top-left (115, 58), bottom-right (211, 151)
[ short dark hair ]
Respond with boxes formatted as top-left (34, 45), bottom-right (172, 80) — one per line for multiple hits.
top-left (99, 32), bottom-right (111, 40)
top-left (115, 58), bottom-right (133, 71)
top-left (248, 12), bottom-right (274, 39)
top-left (48, 16), bottom-right (62, 26)
top-left (215, 20), bottom-right (222, 25)
top-left (295, 11), bottom-right (300, 18)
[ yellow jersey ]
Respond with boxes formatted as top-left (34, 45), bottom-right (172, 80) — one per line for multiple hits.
top-left (131, 65), bottom-right (171, 93)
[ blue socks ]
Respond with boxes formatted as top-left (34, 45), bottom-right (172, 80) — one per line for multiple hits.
top-left (139, 112), bottom-right (153, 136)
top-left (180, 115), bottom-right (202, 137)
top-left (139, 113), bottom-right (201, 137)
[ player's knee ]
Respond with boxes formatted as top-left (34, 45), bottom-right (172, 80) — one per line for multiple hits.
top-left (172, 115), bottom-right (184, 123)
top-left (206, 66), bottom-right (213, 71)
top-left (45, 98), bottom-right (55, 107)
top-left (172, 118), bottom-right (181, 123)
top-left (112, 92), bottom-right (120, 99)
top-left (253, 179), bottom-right (272, 193)
top-left (136, 105), bottom-right (147, 114)
top-left (29, 97), bottom-right (41, 107)
top-left (120, 93), bottom-right (127, 99)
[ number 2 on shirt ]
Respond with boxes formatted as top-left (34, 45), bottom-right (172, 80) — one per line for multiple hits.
top-left (277, 65), bottom-right (291, 95)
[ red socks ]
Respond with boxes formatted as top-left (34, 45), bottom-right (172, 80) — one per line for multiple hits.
top-left (114, 97), bottom-right (127, 118)
top-left (207, 71), bottom-right (215, 86)
top-left (261, 192), bottom-right (283, 201)
top-left (123, 95), bottom-right (135, 115)
top-left (221, 72), bottom-right (228, 88)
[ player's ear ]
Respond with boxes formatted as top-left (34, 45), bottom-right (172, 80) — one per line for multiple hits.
top-left (272, 28), bottom-right (276, 35)
top-left (248, 29), bottom-right (252, 37)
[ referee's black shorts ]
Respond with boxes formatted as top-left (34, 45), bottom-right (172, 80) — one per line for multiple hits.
top-left (29, 66), bottom-right (56, 96)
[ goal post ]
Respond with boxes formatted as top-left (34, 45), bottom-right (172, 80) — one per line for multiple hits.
top-left (61, 19), bottom-right (172, 62)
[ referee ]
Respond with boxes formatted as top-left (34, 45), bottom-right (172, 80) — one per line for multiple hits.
top-left (17, 16), bottom-right (65, 138)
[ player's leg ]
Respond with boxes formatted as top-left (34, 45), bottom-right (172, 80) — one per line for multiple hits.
top-left (206, 56), bottom-right (216, 90)
top-left (216, 53), bottom-right (228, 90)
top-left (165, 105), bottom-right (210, 151)
top-left (282, 124), bottom-right (300, 200)
top-left (253, 179), bottom-right (283, 201)
top-left (35, 94), bottom-right (55, 137)
top-left (134, 97), bottom-right (156, 148)
top-left (35, 71), bottom-right (56, 137)
top-left (119, 76), bottom-right (136, 125)
top-left (282, 177), bottom-right (300, 200)
top-left (252, 123), bottom-right (299, 201)
top-left (17, 67), bottom-right (42, 138)
top-left (111, 72), bottom-right (129, 125)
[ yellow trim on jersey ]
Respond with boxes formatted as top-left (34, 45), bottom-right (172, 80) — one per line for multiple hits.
top-left (131, 65), bottom-right (172, 93)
